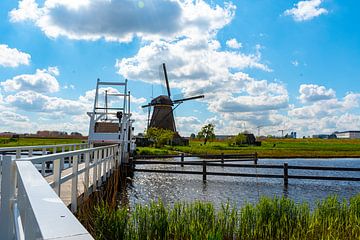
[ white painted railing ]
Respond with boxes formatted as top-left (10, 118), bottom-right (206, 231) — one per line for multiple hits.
top-left (0, 144), bottom-right (121, 240)
top-left (0, 143), bottom-right (89, 177)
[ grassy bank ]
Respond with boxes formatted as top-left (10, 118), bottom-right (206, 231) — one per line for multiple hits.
top-left (80, 195), bottom-right (360, 240)
top-left (137, 138), bottom-right (360, 158)
top-left (0, 137), bottom-right (83, 148)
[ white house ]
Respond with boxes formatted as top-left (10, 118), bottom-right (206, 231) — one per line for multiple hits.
top-left (334, 131), bottom-right (360, 139)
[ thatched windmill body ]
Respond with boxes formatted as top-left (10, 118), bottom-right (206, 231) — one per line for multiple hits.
top-left (142, 63), bottom-right (204, 143)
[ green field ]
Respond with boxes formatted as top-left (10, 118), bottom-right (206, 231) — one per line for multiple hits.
top-left (0, 137), bottom-right (83, 148)
top-left (137, 138), bottom-right (360, 158)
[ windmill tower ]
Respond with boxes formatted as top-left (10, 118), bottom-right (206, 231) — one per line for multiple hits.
top-left (142, 63), bottom-right (204, 143)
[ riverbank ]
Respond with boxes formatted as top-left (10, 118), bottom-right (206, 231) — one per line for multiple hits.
top-left (136, 138), bottom-right (360, 158)
top-left (79, 195), bottom-right (360, 240)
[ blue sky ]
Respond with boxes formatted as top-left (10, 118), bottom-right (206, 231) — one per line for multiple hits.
top-left (0, 0), bottom-right (360, 137)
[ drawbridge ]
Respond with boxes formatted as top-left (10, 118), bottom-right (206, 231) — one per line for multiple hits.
top-left (0, 79), bottom-right (134, 239)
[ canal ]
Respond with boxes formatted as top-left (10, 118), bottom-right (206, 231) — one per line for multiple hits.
top-left (123, 157), bottom-right (360, 208)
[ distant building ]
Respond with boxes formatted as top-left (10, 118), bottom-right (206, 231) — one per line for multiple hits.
top-left (215, 135), bottom-right (235, 140)
top-left (334, 131), bottom-right (360, 139)
top-left (285, 132), bottom-right (297, 139)
top-left (37, 131), bottom-right (68, 137)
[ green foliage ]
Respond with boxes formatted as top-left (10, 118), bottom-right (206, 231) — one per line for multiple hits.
top-left (146, 128), bottom-right (175, 148)
top-left (84, 195), bottom-right (360, 240)
top-left (228, 133), bottom-right (247, 146)
top-left (136, 147), bottom-right (173, 155)
top-left (197, 124), bottom-right (215, 145)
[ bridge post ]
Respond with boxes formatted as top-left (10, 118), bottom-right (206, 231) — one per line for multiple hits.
top-left (284, 162), bottom-right (288, 186)
top-left (181, 153), bottom-right (184, 167)
top-left (41, 148), bottom-right (46, 176)
top-left (71, 155), bottom-right (79, 213)
top-left (53, 158), bottom-right (61, 196)
top-left (84, 152), bottom-right (90, 197)
top-left (254, 152), bottom-right (258, 165)
top-left (92, 150), bottom-right (98, 192)
top-left (221, 153), bottom-right (224, 166)
top-left (0, 156), bottom-right (17, 239)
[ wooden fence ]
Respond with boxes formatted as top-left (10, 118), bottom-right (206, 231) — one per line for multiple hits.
top-left (133, 158), bottom-right (360, 186)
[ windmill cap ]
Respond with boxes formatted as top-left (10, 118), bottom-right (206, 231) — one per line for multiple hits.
top-left (151, 95), bottom-right (173, 106)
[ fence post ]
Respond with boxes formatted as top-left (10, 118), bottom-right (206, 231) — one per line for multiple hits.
top-left (71, 155), bottom-right (79, 213)
top-left (41, 148), bottom-right (46, 176)
top-left (97, 150), bottom-right (103, 187)
top-left (84, 152), bottom-right (90, 197)
top-left (181, 153), bottom-right (184, 167)
top-left (221, 153), bottom-right (224, 166)
top-left (0, 156), bottom-right (16, 239)
top-left (61, 146), bottom-right (65, 170)
top-left (28, 149), bottom-right (33, 157)
top-left (254, 152), bottom-right (258, 165)
top-left (16, 149), bottom-right (21, 159)
top-left (103, 149), bottom-right (107, 179)
top-left (93, 150), bottom-right (98, 192)
top-left (203, 161), bottom-right (207, 181)
top-left (53, 159), bottom-right (61, 196)
top-left (284, 162), bottom-right (288, 186)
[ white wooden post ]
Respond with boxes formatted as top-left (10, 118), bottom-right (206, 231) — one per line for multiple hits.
top-left (53, 159), bottom-right (61, 196)
top-left (97, 150), bottom-right (102, 187)
top-left (71, 155), bottom-right (79, 213)
top-left (28, 149), bottom-right (33, 157)
top-left (103, 149), bottom-right (107, 179)
top-left (16, 149), bottom-right (21, 159)
top-left (0, 156), bottom-right (17, 239)
top-left (41, 148), bottom-right (46, 176)
top-left (84, 152), bottom-right (90, 197)
top-left (61, 146), bottom-right (65, 170)
top-left (92, 150), bottom-right (98, 192)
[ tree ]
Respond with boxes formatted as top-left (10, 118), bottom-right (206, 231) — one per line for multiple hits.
top-left (197, 124), bottom-right (215, 145)
top-left (228, 133), bottom-right (247, 146)
top-left (190, 133), bottom-right (196, 139)
top-left (146, 127), bottom-right (175, 147)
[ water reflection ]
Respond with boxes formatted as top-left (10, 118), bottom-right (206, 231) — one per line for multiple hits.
top-left (123, 157), bottom-right (360, 208)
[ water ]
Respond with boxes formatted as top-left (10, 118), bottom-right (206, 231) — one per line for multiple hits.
top-left (123, 158), bottom-right (360, 208)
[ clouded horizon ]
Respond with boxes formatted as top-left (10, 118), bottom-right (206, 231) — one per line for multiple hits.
top-left (1, 0), bottom-right (360, 138)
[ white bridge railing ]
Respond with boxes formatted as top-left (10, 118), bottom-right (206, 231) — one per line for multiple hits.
top-left (0, 143), bottom-right (121, 240)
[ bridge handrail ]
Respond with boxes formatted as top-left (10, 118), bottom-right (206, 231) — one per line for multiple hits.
top-left (0, 144), bottom-right (120, 239)
top-left (18, 144), bottom-right (118, 164)
top-left (0, 142), bottom-right (89, 153)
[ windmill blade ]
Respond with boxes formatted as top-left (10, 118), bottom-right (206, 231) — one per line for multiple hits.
top-left (162, 63), bottom-right (171, 98)
top-left (141, 103), bottom-right (153, 108)
top-left (172, 95), bottom-right (204, 104)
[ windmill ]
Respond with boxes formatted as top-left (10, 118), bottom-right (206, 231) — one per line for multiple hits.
top-left (142, 63), bottom-right (204, 141)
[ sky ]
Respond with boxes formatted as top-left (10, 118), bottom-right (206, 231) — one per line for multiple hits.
top-left (0, 0), bottom-right (360, 137)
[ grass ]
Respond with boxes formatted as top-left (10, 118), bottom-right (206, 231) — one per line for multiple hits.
top-left (79, 194), bottom-right (360, 240)
top-left (0, 137), bottom-right (83, 148)
top-left (135, 147), bottom-right (177, 155)
top-left (137, 138), bottom-right (360, 158)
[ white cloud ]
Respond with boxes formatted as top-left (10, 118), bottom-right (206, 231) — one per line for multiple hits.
top-left (5, 90), bottom-right (88, 115)
top-left (1, 67), bottom-right (60, 93)
top-left (298, 84), bottom-right (336, 103)
top-left (9, 0), bottom-right (42, 22)
top-left (226, 38), bottom-right (242, 49)
top-left (9, 0), bottom-right (235, 42)
top-left (0, 110), bottom-right (33, 133)
top-left (284, 0), bottom-right (328, 22)
top-left (0, 44), bottom-right (31, 67)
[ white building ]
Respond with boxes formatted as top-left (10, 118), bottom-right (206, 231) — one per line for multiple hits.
top-left (334, 131), bottom-right (360, 139)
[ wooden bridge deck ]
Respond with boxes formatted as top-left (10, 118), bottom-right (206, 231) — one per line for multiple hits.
top-left (45, 162), bottom-right (95, 206)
